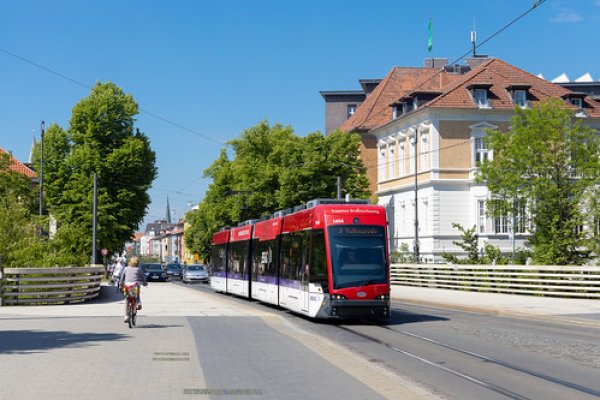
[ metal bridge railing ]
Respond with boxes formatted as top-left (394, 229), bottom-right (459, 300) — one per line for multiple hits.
top-left (0, 265), bottom-right (105, 306)
top-left (390, 264), bottom-right (600, 299)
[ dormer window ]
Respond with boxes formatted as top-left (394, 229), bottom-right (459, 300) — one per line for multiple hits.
top-left (474, 89), bottom-right (488, 107)
top-left (347, 104), bottom-right (357, 118)
top-left (506, 84), bottom-right (531, 108)
top-left (513, 90), bottom-right (527, 107)
top-left (562, 92), bottom-right (587, 117)
top-left (467, 83), bottom-right (493, 109)
top-left (570, 98), bottom-right (583, 109)
top-left (403, 101), bottom-right (412, 115)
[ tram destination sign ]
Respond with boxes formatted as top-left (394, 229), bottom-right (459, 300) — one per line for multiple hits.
top-left (332, 226), bottom-right (383, 236)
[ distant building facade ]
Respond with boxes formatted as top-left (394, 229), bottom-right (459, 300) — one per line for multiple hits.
top-left (330, 58), bottom-right (600, 262)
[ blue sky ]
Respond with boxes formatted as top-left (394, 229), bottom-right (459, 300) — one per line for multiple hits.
top-left (1, 0), bottom-right (599, 230)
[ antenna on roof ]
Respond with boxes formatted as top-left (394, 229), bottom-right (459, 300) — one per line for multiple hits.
top-left (471, 17), bottom-right (477, 57)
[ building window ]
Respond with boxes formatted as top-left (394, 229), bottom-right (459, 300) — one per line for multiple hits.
top-left (399, 141), bottom-right (405, 176)
top-left (421, 198), bottom-right (428, 235)
top-left (378, 146), bottom-right (386, 182)
top-left (389, 143), bottom-right (396, 178)
top-left (409, 136), bottom-right (416, 174)
top-left (475, 137), bottom-right (490, 163)
top-left (570, 98), bottom-right (583, 109)
top-left (420, 129), bottom-right (429, 171)
top-left (347, 104), bottom-right (357, 118)
top-left (494, 214), bottom-right (508, 234)
top-left (513, 90), bottom-right (527, 107)
top-left (473, 88), bottom-right (489, 108)
top-left (477, 200), bottom-right (486, 233)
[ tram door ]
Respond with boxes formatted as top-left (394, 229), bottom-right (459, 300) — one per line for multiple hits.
top-left (301, 262), bottom-right (309, 312)
top-left (300, 237), bottom-right (309, 312)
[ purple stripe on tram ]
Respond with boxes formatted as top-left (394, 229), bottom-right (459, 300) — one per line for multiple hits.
top-left (255, 275), bottom-right (278, 284)
top-left (279, 279), bottom-right (301, 289)
top-left (213, 271), bottom-right (226, 278)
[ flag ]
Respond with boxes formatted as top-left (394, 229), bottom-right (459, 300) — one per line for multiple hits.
top-left (427, 19), bottom-right (433, 53)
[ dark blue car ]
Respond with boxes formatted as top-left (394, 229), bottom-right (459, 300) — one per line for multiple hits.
top-left (142, 263), bottom-right (167, 281)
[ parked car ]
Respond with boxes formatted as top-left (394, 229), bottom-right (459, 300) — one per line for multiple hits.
top-left (142, 263), bottom-right (167, 282)
top-left (181, 264), bottom-right (209, 284)
top-left (165, 263), bottom-right (182, 279)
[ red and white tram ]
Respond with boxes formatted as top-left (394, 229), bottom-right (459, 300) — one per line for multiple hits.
top-left (210, 199), bottom-right (391, 320)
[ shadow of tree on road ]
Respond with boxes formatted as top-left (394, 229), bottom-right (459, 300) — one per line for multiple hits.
top-left (84, 284), bottom-right (125, 305)
top-left (0, 330), bottom-right (127, 354)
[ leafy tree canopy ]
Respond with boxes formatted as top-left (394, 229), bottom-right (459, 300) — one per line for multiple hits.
top-left (477, 98), bottom-right (600, 265)
top-left (33, 82), bottom-right (157, 261)
top-left (185, 121), bottom-right (370, 260)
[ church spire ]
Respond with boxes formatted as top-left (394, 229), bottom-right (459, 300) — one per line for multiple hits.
top-left (166, 196), bottom-right (172, 223)
top-left (29, 129), bottom-right (37, 164)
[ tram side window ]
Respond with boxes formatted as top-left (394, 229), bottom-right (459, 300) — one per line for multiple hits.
top-left (251, 239), bottom-right (260, 281)
top-left (280, 234), bottom-right (291, 281)
top-left (212, 244), bottom-right (227, 274)
top-left (229, 241), bottom-right (249, 278)
top-left (309, 229), bottom-right (328, 291)
top-left (280, 232), bottom-right (307, 281)
top-left (252, 239), bottom-right (277, 281)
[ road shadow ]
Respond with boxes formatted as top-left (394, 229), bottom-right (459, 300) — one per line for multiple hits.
top-left (86, 284), bottom-right (125, 305)
top-left (0, 329), bottom-right (127, 354)
top-left (135, 324), bottom-right (185, 329)
top-left (385, 308), bottom-right (449, 325)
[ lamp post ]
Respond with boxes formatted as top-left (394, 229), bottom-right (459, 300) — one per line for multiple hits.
top-left (91, 172), bottom-right (98, 265)
top-left (38, 121), bottom-right (45, 238)
top-left (411, 130), bottom-right (420, 263)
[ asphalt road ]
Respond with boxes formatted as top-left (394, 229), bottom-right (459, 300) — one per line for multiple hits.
top-left (176, 280), bottom-right (600, 400)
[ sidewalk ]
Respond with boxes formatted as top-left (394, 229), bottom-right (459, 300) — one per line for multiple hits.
top-left (391, 285), bottom-right (600, 325)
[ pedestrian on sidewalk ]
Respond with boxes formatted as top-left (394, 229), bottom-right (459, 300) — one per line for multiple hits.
top-left (112, 257), bottom-right (126, 292)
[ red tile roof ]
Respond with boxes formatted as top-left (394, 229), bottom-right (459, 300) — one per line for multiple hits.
top-left (344, 59), bottom-right (600, 134)
top-left (0, 147), bottom-right (37, 178)
top-left (340, 67), bottom-right (441, 132)
top-left (421, 58), bottom-right (600, 117)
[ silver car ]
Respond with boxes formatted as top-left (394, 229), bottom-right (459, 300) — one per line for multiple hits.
top-left (181, 264), bottom-right (209, 283)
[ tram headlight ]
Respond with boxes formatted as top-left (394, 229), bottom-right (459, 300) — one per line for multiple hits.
top-left (331, 294), bottom-right (346, 300)
top-left (377, 294), bottom-right (389, 300)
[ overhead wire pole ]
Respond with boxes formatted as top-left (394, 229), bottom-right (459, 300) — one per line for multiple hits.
top-left (91, 173), bottom-right (98, 265)
top-left (38, 121), bottom-right (45, 238)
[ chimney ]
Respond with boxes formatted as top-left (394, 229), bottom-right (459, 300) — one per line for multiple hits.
top-left (466, 56), bottom-right (489, 69)
top-left (438, 72), bottom-right (448, 89)
top-left (424, 58), bottom-right (448, 69)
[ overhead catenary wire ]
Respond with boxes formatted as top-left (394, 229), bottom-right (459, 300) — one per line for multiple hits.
top-left (0, 47), bottom-right (226, 147)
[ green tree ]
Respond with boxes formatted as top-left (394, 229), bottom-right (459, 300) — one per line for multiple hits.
top-left (0, 151), bottom-right (37, 265)
top-left (477, 99), bottom-right (600, 265)
top-left (36, 82), bottom-right (157, 261)
top-left (185, 122), bottom-right (370, 261)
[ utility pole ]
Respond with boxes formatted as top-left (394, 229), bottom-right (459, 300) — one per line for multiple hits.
top-left (337, 176), bottom-right (341, 199)
top-left (91, 173), bottom-right (98, 265)
top-left (413, 130), bottom-right (420, 263)
top-left (38, 121), bottom-right (45, 238)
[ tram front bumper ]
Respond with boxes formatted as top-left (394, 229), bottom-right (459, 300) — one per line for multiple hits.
top-left (318, 298), bottom-right (391, 319)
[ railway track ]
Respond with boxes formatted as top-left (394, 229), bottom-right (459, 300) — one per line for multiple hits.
top-left (337, 322), bottom-right (600, 400)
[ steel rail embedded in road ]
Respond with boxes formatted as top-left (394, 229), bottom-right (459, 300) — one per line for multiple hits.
top-left (337, 321), bottom-right (600, 400)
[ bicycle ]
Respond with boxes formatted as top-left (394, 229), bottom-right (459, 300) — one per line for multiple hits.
top-left (123, 283), bottom-right (140, 328)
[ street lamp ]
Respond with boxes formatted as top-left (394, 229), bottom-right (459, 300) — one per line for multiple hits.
top-left (410, 130), bottom-right (420, 263)
top-left (38, 121), bottom-right (45, 238)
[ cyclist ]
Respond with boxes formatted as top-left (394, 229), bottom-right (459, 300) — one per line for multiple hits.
top-left (120, 256), bottom-right (147, 323)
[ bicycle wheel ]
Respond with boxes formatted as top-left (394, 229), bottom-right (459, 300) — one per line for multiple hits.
top-left (128, 300), bottom-right (134, 329)
top-left (131, 306), bottom-right (137, 327)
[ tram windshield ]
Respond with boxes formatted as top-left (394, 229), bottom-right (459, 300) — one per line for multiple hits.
top-left (328, 225), bottom-right (387, 289)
